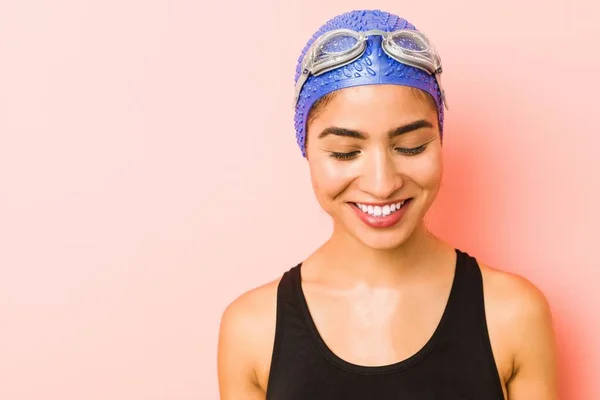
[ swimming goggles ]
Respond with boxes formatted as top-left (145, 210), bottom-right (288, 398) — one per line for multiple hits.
top-left (294, 28), bottom-right (448, 110)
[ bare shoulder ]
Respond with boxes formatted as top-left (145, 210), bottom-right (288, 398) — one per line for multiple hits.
top-left (217, 276), bottom-right (281, 396)
top-left (479, 263), bottom-right (558, 399)
top-left (220, 277), bottom-right (281, 330)
top-left (479, 263), bottom-right (553, 332)
top-left (479, 264), bottom-right (552, 319)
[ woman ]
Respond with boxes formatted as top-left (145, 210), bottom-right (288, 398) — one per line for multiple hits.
top-left (218, 9), bottom-right (558, 400)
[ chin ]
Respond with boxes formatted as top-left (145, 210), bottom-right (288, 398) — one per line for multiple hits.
top-left (330, 213), bottom-right (420, 251)
top-left (352, 225), bottom-right (417, 250)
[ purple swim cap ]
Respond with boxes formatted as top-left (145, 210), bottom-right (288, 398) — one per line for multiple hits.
top-left (294, 9), bottom-right (445, 157)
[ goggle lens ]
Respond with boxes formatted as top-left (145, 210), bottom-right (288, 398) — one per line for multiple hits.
top-left (390, 32), bottom-right (428, 52)
top-left (307, 33), bottom-right (362, 74)
top-left (319, 34), bottom-right (360, 55)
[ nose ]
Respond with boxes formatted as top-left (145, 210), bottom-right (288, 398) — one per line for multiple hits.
top-left (357, 150), bottom-right (403, 199)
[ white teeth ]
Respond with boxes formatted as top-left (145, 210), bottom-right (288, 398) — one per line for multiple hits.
top-left (355, 200), bottom-right (407, 217)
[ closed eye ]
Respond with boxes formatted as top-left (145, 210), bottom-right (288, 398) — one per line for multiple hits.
top-left (395, 145), bottom-right (427, 155)
top-left (329, 151), bottom-right (360, 160)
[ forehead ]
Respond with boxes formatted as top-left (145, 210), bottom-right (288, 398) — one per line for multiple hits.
top-left (307, 85), bottom-right (438, 136)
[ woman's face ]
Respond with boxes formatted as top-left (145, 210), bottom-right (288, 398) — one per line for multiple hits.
top-left (305, 84), bottom-right (442, 250)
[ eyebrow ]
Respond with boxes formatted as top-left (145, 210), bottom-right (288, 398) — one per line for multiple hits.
top-left (317, 119), bottom-right (434, 140)
top-left (388, 120), bottom-right (434, 139)
top-left (317, 126), bottom-right (367, 140)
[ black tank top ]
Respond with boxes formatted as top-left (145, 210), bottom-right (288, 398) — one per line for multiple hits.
top-left (266, 249), bottom-right (505, 400)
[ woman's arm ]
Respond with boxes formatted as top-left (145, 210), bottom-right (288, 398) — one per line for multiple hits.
top-left (504, 278), bottom-right (559, 399)
top-left (217, 296), bottom-right (266, 400)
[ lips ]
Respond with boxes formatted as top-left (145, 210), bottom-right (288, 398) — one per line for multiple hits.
top-left (349, 199), bottom-right (412, 229)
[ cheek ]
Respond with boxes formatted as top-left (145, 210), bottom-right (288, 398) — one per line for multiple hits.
top-left (308, 158), bottom-right (354, 201)
top-left (406, 150), bottom-right (443, 189)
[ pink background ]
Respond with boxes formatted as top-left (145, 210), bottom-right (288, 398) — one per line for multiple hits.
top-left (1, 0), bottom-right (598, 399)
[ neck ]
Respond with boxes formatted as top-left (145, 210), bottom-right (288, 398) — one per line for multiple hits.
top-left (313, 220), bottom-right (451, 287)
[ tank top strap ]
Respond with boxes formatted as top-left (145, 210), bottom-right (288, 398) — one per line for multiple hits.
top-left (273, 263), bottom-right (308, 333)
top-left (439, 249), bottom-right (503, 395)
top-left (268, 263), bottom-right (314, 392)
top-left (276, 264), bottom-right (301, 305)
top-left (444, 249), bottom-right (487, 326)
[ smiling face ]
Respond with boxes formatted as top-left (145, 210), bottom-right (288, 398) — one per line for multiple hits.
top-left (305, 84), bottom-right (443, 250)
